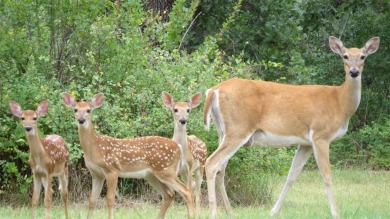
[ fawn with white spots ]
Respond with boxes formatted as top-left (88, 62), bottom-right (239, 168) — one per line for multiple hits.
top-left (203, 36), bottom-right (380, 218)
top-left (62, 93), bottom-right (194, 219)
top-left (162, 92), bottom-right (207, 217)
top-left (9, 100), bottom-right (69, 219)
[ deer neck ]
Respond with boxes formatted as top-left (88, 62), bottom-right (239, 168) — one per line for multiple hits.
top-left (338, 74), bottom-right (362, 118)
top-left (78, 121), bottom-right (98, 158)
top-left (172, 123), bottom-right (191, 156)
top-left (26, 131), bottom-right (46, 162)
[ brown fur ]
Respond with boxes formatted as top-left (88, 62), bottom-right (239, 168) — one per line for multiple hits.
top-left (203, 36), bottom-right (380, 219)
top-left (162, 91), bottom-right (208, 218)
top-left (62, 93), bottom-right (194, 219)
top-left (9, 100), bottom-right (69, 219)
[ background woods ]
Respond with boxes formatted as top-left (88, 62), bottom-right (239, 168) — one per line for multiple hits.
top-left (0, 0), bottom-right (389, 206)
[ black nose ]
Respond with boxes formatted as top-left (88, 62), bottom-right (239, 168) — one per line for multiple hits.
top-left (78, 119), bottom-right (85, 124)
top-left (25, 127), bottom-right (32, 132)
top-left (350, 69), bottom-right (359, 78)
top-left (179, 119), bottom-right (187, 125)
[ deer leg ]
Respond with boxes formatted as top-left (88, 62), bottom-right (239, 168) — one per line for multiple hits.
top-left (270, 145), bottom-right (313, 216)
top-left (43, 174), bottom-right (53, 219)
top-left (181, 163), bottom-right (194, 194)
top-left (32, 173), bottom-right (43, 219)
top-left (173, 177), bottom-right (194, 219)
top-left (205, 153), bottom-right (221, 219)
top-left (180, 165), bottom-right (190, 188)
top-left (216, 162), bottom-right (232, 215)
top-left (205, 137), bottom-right (244, 219)
top-left (312, 140), bottom-right (338, 218)
top-left (58, 168), bottom-right (69, 219)
top-left (157, 172), bottom-right (194, 218)
top-left (145, 175), bottom-right (175, 219)
top-left (105, 172), bottom-right (119, 219)
top-left (193, 165), bottom-right (203, 218)
top-left (187, 165), bottom-right (193, 199)
top-left (198, 163), bottom-right (205, 213)
top-left (87, 171), bottom-right (105, 219)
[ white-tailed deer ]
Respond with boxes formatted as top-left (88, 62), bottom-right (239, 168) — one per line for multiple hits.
top-left (62, 93), bottom-right (194, 219)
top-left (9, 100), bottom-right (69, 219)
top-left (203, 36), bottom-right (380, 218)
top-left (162, 91), bottom-right (208, 217)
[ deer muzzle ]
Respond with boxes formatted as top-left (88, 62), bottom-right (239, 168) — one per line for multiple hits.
top-left (350, 69), bottom-right (359, 78)
top-left (179, 118), bottom-right (187, 125)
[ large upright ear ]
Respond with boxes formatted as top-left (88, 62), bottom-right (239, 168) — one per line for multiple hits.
top-left (363, 37), bottom-right (380, 55)
top-left (9, 101), bottom-right (23, 118)
top-left (91, 93), bottom-right (104, 109)
top-left (189, 92), bottom-right (202, 109)
top-left (162, 91), bottom-right (174, 109)
top-left (36, 100), bottom-right (49, 117)
top-left (329, 36), bottom-right (345, 55)
top-left (62, 93), bottom-right (76, 108)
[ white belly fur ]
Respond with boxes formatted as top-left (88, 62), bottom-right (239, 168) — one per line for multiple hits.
top-left (119, 169), bottom-right (150, 178)
top-left (331, 122), bottom-right (349, 141)
top-left (86, 161), bottom-right (151, 179)
top-left (252, 130), bottom-right (310, 147)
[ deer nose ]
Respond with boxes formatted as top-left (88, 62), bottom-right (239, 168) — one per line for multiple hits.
top-left (179, 118), bottom-right (187, 125)
top-left (78, 119), bottom-right (86, 124)
top-left (350, 69), bottom-right (359, 78)
top-left (25, 126), bottom-right (32, 132)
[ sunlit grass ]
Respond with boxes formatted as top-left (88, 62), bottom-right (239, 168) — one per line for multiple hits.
top-left (273, 170), bottom-right (390, 219)
top-left (2, 170), bottom-right (389, 218)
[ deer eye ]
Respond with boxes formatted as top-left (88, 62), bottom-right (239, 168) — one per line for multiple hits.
top-left (21, 117), bottom-right (25, 121)
top-left (361, 55), bottom-right (365, 60)
top-left (86, 109), bottom-right (91, 113)
top-left (343, 55), bottom-right (348, 60)
top-left (74, 109), bottom-right (78, 113)
top-left (187, 109), bottom-right (190, 113)
top-left (33, 117), bottom-right (37, 121)
top-left (174, 109), bottom-right (178, 113)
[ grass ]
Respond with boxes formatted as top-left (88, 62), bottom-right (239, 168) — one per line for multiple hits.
top-left (1, 170), bottom-right (389, 218)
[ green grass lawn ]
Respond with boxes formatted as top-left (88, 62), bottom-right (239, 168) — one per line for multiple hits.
top-left (1, 170), bottom-right (389, 219)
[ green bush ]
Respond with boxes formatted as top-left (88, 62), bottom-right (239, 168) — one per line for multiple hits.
top-left (362, 119), bottom-right (390, 169)
top-left (226, 147), bottom-right (293, 206)
top-left (330, 118), bottom-right (390, 169)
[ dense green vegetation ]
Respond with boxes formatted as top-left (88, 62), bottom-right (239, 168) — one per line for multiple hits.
top-left (0, 0), bottom-right (389, 206)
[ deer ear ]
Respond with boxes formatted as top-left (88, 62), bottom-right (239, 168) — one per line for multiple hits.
top-left (329, 36), bottom-right (345, 55)
top-left (36, 100), bottom-right (49, 117)
top-left (363, 37), bottom-right (380, 55)
top-left (189, 92), bottom-right (202, 109)
top-left (9, 101), bottom-right (23, 118)
top-left (162, 91), bottom-right (174, 108)
top-left (91, 93), bottom-right (104, 109)
top-left (62, 93), bottom-right (76, 108)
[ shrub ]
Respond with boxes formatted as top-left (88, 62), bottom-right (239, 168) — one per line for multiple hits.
top-left (225, 147), bottom-right (293, 206)
top-left (330, 117), bottom-right (390, 169)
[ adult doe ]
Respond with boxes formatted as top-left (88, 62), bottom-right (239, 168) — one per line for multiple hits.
top-left (203, 36), bottom-right (379, 218)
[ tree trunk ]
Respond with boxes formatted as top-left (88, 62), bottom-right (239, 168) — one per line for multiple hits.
top-left (143, 0), bottom-right (175, 22)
